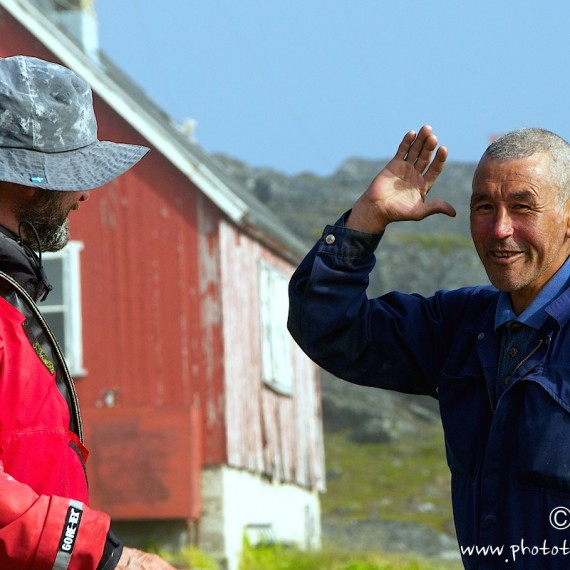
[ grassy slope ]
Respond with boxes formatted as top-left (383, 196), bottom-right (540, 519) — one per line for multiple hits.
top-left (322, 424), bottom-right (455, 536)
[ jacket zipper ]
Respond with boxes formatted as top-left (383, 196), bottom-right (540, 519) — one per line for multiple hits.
top-left (511, 338), bottom-right (544, 378)
top-left (0, 271), bottom-right (83, 442)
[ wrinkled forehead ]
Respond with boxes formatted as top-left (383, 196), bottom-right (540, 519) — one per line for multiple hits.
top-left (472, 153), bottom-right (554, 191)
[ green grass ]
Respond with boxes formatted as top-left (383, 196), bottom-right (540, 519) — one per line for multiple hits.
top-left (239, 540), bottom-right (461, 570)
top-left (149, 545), bottom-right (218, 569)
top-left (322, 426), bottom-right (454, 535)
top-left (152, 542), bottom-right (462, 570)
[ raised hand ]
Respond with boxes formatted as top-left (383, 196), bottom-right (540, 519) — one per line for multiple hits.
top-left (345, 125), bottom-right (456, 233)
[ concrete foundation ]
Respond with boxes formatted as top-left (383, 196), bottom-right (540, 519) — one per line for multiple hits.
top-left (200, 466), bottom-right (321, 570)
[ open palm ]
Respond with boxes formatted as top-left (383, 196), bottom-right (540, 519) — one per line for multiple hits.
top-left (346, 125), bottom-right (456, 233)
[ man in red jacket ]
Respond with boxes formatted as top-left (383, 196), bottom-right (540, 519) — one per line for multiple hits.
top-left (0, 56), bottom-right (175, 569)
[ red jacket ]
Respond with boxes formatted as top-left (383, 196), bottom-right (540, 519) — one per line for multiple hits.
top-left (0, 235), bottom-right (119, 569)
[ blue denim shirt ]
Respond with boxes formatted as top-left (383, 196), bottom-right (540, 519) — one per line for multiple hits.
top-left (288, 220), bottom-right (570, 569)
top-left (494, 258), bottom-right (570, 402)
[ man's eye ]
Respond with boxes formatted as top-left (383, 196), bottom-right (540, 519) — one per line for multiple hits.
top-left (473, 204), bottom-right (492, 212)
top-left (513, 204), bottom-right (531, 210)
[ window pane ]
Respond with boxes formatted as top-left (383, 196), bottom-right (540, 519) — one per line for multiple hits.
top-left (40, 242), bottom-right (85, 377)
top-left (42, 258), bottom-right (64, 305)
top-left (44, 312), bottom-right (65, 350)
top-left (259, 263), bottom-right (293, 395)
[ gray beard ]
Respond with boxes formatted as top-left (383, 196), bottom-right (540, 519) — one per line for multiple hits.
top-left (14, 192), bottom-right (72, 252)
top-left (19, 218), bottom-right (70, 252)
top-left (34, 219), bottom-right (70, 252)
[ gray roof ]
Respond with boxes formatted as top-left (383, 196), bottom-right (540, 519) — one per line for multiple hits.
top-left (0, 0), bottom-right (307, 264)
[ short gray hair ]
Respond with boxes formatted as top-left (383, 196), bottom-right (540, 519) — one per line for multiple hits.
top-left (483, 128), bottom-right (570, 202)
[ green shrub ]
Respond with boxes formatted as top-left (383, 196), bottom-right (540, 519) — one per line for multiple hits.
top-left (152, 544), bottom-right (218, 569)
top-left (238, 537), bottom-right (460, 570)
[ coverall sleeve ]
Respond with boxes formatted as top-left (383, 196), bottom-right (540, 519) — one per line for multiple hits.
top-left (288, 219), bottom-right (458, 397)
top-left (0, 460), bottom-right (115, 569)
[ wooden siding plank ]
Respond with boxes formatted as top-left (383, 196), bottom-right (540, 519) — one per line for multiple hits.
top-left (196, 194), bottom-right (227, 464)
top-left (219, 221), bottom-right (264, 473)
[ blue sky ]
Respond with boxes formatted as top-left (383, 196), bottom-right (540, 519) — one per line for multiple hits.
top-left (96, 1), bottom-right (570, 176)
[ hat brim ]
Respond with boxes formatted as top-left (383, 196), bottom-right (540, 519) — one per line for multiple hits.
top-left (0, 141), bottom-right (149, 191)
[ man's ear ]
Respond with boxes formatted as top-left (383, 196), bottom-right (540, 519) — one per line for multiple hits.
top-left (0, 181), bottom-right (40, 204)
top-left (17, 185), bottom-right (41, 202)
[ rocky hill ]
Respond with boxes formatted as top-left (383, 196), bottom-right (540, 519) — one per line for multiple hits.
top-left (214, 153), bottom-right (485, 561)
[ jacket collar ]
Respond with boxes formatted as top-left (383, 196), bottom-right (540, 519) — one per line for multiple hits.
top-left (463, 281), bottom-right (570, 335)
top-left (544, 285), bottom-right (570, 329)
top-left (0, 228), bottom-right (47, 301)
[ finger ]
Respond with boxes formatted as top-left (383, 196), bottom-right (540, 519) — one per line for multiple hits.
top-left (423, 146), bottom-right (448, 191)
top-left (393, 129), bottom-right (418, 161)
top-left (405, 125), bottom-right (433, 163)
top-left (420, 198), bottom-right (456, 219)
top-left (414, 134), bottom-right (439, 173)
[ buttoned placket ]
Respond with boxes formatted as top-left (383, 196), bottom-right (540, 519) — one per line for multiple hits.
top-left (495, 321), bottom-right (540, 403)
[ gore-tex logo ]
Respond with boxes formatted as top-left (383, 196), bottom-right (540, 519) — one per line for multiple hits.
top-left (58, 503), bottom-right (83, 554)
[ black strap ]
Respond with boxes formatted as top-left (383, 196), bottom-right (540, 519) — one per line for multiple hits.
top-left (96, 530), bottom-right (124, 570)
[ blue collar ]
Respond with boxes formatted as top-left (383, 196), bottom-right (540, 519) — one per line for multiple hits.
top-left (494, 256), bottom-right (570, 331)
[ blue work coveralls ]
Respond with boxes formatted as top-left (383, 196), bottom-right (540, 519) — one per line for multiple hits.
top-left (288, 222), bottom-right (570, 569)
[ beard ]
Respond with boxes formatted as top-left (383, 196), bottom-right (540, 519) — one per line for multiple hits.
top-left (14, 190), bottom-right (74, 252)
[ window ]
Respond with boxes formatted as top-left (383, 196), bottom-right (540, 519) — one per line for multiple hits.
top-left (40, 241), bottom-right (85, 377)
top-left (259, 262), bottom-right (293, 395)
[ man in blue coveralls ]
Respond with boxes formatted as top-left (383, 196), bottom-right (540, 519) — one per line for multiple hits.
top-left (288, 125), bottom-right (570, 569)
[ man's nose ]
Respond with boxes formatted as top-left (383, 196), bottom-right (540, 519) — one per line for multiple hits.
top-left (492, 209), bottom-right (513, 239)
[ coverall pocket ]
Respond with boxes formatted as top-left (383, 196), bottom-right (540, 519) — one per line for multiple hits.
top-left (514, 376), bottom-right (570, 496)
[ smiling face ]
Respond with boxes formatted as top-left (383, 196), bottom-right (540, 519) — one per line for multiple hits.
top-left (470, 153), bottom-right (570, 314)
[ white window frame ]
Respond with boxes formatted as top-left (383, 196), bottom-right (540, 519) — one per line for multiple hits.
top-left (40, 241), bottom-right (86, 377)
top-left (259, 261), bottom-right (293, 395)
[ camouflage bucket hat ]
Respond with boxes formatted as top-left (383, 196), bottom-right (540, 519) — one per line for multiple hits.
top-left (0, 55), bottom-right (149, 191)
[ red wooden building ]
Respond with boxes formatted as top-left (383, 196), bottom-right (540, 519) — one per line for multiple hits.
top-left (0, 1), bottom-right (325, 568)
